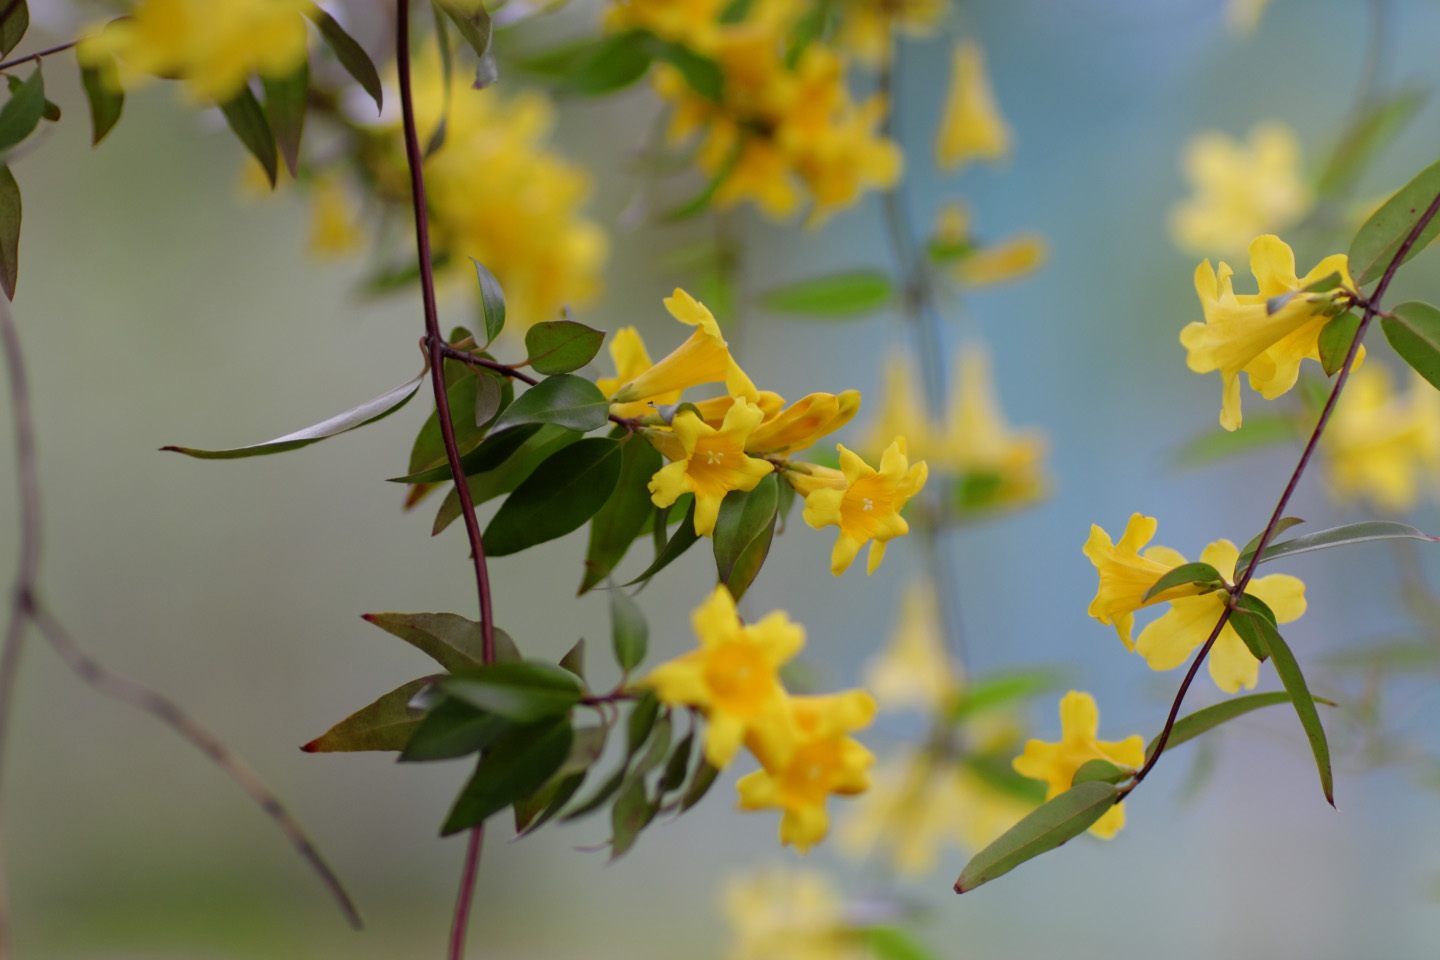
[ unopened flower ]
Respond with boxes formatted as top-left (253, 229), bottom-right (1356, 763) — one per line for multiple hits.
top-left (1012, 691), bottom-right (1142, 838)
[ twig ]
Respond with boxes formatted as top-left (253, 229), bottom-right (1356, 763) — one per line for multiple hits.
top-left (0, 41), bottom-right (79, 74)
top-left (448, 825), bottom-right (484, 959)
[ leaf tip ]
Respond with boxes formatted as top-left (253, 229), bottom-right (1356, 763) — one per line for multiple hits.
top-left (300, 739), bottom-right (322, 753)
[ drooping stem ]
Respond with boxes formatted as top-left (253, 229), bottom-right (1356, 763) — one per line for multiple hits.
top-left (395, 3), bottom-right (491, 953)
top-left (1133, 187), bottom-right (1440, 786)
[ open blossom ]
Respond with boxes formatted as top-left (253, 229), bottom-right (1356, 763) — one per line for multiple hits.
top-left (800, 440), bottom-right (928, 576)
top-left (648, 400), bottom-right (775, 537)
top-left (612, 289), bottom-right (754, 405)
top-left (1323, 364), bottom-right (1440, 511)
top-left (1170, 123), bottom-right (1311, 257)
top-left (722, 866), bottom-right (866, 960)
top-left (644, 585), bottom-right (803, 768)
top-left (1136, 540), bottom-right (1305, 694)
top-left (935, 40), bottom-right (1011, 172)
top-left (1182, 234), bottom-right (1355, 431)
top-left (737, 691), bottom-right (877, 853)
top-left (863, 580), bottom-right (958, 714)
top-left (1084, 513), bottom-right (1212, 650)
top-left (1012, 691), bottom-right (1143, 839)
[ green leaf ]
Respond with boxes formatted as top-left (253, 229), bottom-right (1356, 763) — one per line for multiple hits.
top-left (1238, 519), bottom-right (1440, 568)
top-left (442, 718), bottom-right (573, 834)
top-left (1348, 157), bottom-right (1440, 285)
top-left (431, 426), bottom-right (580, 533)
top-left (405, 370), bottom-right (493, 478)
top-left (561, 766), bottom-right (626, 822)
top-left (79, 50), bottom-right (124, 146)
top-left (1144, 690), bottom-right (1335, 762)
top-left (626, 691), bottom-right (660, 755)
top-left (949, 669), bottom-right (1061, 724)
top-left (219, 84), bottom-right (278, 189)
top-left (713, 475), bottom-right (779, 595)
top-left (678, 757), bottom-right (719, 812)
top-left (624, 499), bottom-right (700, 586)
top-left (609, 777), bottom-right (654, 858)
top-left (1174, 415), bottom-right (1295, 468)
top-left (399, 698), bottom-right (508, 762)
top-left (723, 505), bottom-right (776, 602)
top-left (649, 39), bottom-right (722, 101)
top-left (361, 611), bottom-right (500, 673)
top-left (758, 269), bottom-right (893, 318)
top-left (0, 162), bottom-right (18, 300)
top-left (0, 65), bottom-right (43, 154)
top-left (962, 753), bottom-right (1047, 804)
top-left (474, 369), bottom-right (504, 426)
top-left (515, 726), bottom-right (607, 833)
top-left (1141, 561), bottom-right (1225, 602)
top-left (559, 638), bottom-right (586, 679)
top-left (440, 661), bottom-right (584, 723)
top-left (524, 320), bottom-right (605, 375)
top-left (301, 676), bottom-right (439, 752)
top-left (1237, 591), bottom-right (1278, 627)
top-left (308, 6), bottom-right (383, 112)
top-left (262, 56), bottom-right (308, 178)
top-left (397, 416), bottom-right (540, 487)
top-left (491, 374), bottom-right (609, 435)
top-left (1383, 301), bottom-right (1440, 391)
top-left (954, 781), bottom-right (1121, 893)
top-left (562, 30), bottom-right (653, 96)
top-left (470, 259), bottom-right (505, 345)
top-left (610, 589), bottom-right (648, 674)
top-left (865, 928), bottom-right (939, 960)
top-left (433, 0), bottom-right (492, 60)
top-left (661, 140), bottom-right (742, 222)
top-left (1229, 598), bottom-right (1274, 662)
top-left (484, 437), bottom-right (623, 556)
top-left (1071, 758), bottom-right (1132, 786)
top-left (1317, 312), bottom-right (1361, 376)
top-left (163, 369), bottom-right (427, 459)
top-left (1236, 517), bottom-right (1304, 570)
top-left (1317, 88), bottom-right (1425, 200)
top-left (580, 435), bottom-right (663, 594)
top-left (0, 0), bottom-right (26, 58)
top-left (657, 730), bottom-right (694, 798)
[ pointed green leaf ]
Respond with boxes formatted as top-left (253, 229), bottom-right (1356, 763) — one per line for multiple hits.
top-left (962, 753), bottom-right (1047, 804)
top-left (562, 30), bottom-right (653, 96)
top-left (713, 475), bottom-right (779, 594)
top-left (1349, 158), bottom-right (1440, 285)
top-left (561, 766), bottom-right (625, 822)
top-left (609, 777), bottom-right (654, 858)
top-left (1242, 613), bottom-right (1334, 805)
top-left (399, 698), bottom-right (509, 762)
top-left (471, 258), bottom-right (506, 345)
top-left (79, 50), bottom-right (125, 146)
top-left (1236, 517), bottom-right (1305, 570)
top-left (758, 270), bottom-right (893, 318)
top-left (405, 370), bottom-right (493, 478)
top-left (624, 500), bottom-right (700, 586)
top-left (308, 6), bottom-right (382, 112)
top-left (473, 369), bottom-right (504, 427)
top-left (955, 781), bottom-right (1121, 893)
top-left (1239, 519), bottom-right (1440, 568)
top-left (559, 638), bottom-right (586, 679)
top-left (1383, 301), bottom-right (1440, 391)
top-left (220, 84), bottom-right (278, 188)
top-left (723, 506), bottom-right (776, 602)
top-left (626, 691), bottom-right (660, 755)
top-left (262, 56), bottom-right (308, 177)
top-left (1071, 758), bottom-right (1132, 786)
top-left (440, 661), bottom-right (583, 723)
top-left (516, 770), bottom-right (586, 835)
top-left (0, 65), bottom-right (43, 154)
top-left (0, 1), bottom-right (27, 58)
top-left (657, 729), bottom-right (694, 798)
top-left (515, 725), bottom-right (607, 833)
top-left (580, 435), bottom-right (663, 593)
top-left (163, 369), bottom-right (427, 458)
top-left (483, 437), bottom-right (624, 556)
top-left (1318, 312), bottom-right (1361, 376)
top-left (949, 669), bottom-right (1062, 724)
top-left (1229, 598), bottom-right (1273, 662)
top-left (1142, 561), bottom-right (1224, 602)
top-left (1174, 415), bottom-right (1295, 468)
top-left (610, 589), bottom-right (648, 673)
top-left (1144, 689), bottom-right (1335, 762)
top-left (301, 676), bottom-right (439, 752)
top-left (441, 718), bottom-right (573, 834)
top-left (433, 0), bottom-right (492, 59)
top-left (491, 374), bottom-right (609, 435)
top-left (524, 320), bottom-right (605, 375)
top-left (431, 426), bottom-right (580, 533)
top-left (0, 161), bottom-right (17, 300)
top-left (678, 757), bottom-right (719, 812)
top-left (361, 611), bottom-right (510, 673)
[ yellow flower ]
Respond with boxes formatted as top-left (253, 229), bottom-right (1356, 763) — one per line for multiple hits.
top-left (834, 0), bottom-right (946, 67)
top-left (1227, 0), bottom-right (1275, 36)
top-left (1135, 540), bottom-right (1306, 694)
top-left (858, 353), bottom-right (942, 465)
top-left (612, 289), bottom-right (754, 405)
top-left (1012, 691), bottom-right (1143, 839)
top-left (935, 40), bottom-right (1011, 172)
top-left (838, 751), bottom-right (1030, 874)
top-left (722, 866), bottom-right (865, 960)
top-left (801, 440), bottom-right (928, 576)
top-left (308, 176), bottom-right (364, 260)
top-left (1169, 123), bottom-right (1312, 257)
top-left (1083, 513), bottom-right (1210, 650)
top-left (745, 391), bottom-right (861, 456)
top-left (737, 691), bottom-right (877, 853)
top-left (648, 400), bottom-right (776, 537)
top-left (1182, 234), bottom-right (1354, 430)
top-left (645, 585), bottom-right (804, 767)
top-left (932, 201), bottom-right (1047, 288)
top-left (606, 0), bottom-right (730, 48)
top-left (863, 580), bottom-right (958, 714)
top-left (1324, 364), bottom-right (1440, 511)
top-left (597, 327), bottom-right (683, 419)
top-left (942, 343), bottom-right (1048, 511)
top-left (81, 0), bottom-right (313, 103)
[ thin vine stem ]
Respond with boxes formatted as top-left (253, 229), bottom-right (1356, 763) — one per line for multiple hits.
top-left (1133, 186), bottom-right (1440, 788)
top-left (0, 41), bottom-right (78, 74)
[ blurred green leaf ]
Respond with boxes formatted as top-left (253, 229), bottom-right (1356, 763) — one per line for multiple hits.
top-left (1383, 301), bottom-right (1440, 391)
top-left (1142, 561), bottom-right (1224, 602)
top-left (611, 589), bottom-right (649, 674)
top-left (442, 717), bottom-right (573, 834)
top-left (955, 781), bottom-right (1120, 893)
top-left (678, 757), bottom-right (719, 812)
top-left (219, 84), bottom-right (277, 189)
top-left (515, 726), bottom-right (607, 833)
top-left (1317, 312), bottom-right (1361, 376)
top-left (661, 140), bottom-right (741, 222)
top-left (0, 162), bottom-right (17, 300)
top-left (950, 669), bottom-right (1061, 724)
top-left (1349, 158), bottom-right (1440, 285)
top-left (262, 56), bottom-right (307, 177)
top-left (649, 39), bottom-right (722, 101)
top-left (609, 777), bottom-right (654, 858)
top-left (580, 435), bottom-right (663, 594)
top-left (308, 6), bottom-right (383, 111)
top-left (962, 753), bottom-right (1047, 804)
top-left (473, 369), bottom-right (504, 426)
top-left (491, 374), bottom-right (609, 435)
top-left (301, 676), bottom-right (439, 752)
top-left (399, 698), bottom-right (508, 762)
top-left (361, 611), bottom-right (502, 673)
top-left (0, 1), bottom-right (27, 58)
top-left (1144, 690), bottom-right (1335, 761)
top-left (524, 319), bottom-right (605, 375)
top-left (562, 30), bottom-right (653, 95)
top-left (164, 369), bottom-right (427, 459)
top-left (626, 691), bottom-right (660, 755)
top-left (434, 0), bottom-right (492, 59)
top-left (759, 269), bottom-right (893, 318)
top-left (713, 475), bottom-right (778, 600)
top-left (1174, 415), bottom-right (1295, 468)
top-left (0, 65), bottom-right (43, 157)
top-left (484, 437), bottom-right (623, 556)
top-left (657, 729), bottom-right (694, 799)
top-left (1317, 88), bottom-right (1425, 200)
top-left (865, 928), bottom-right (938, 960)
top-left (1239, 519), bottom-right (1440, 568)
top-left (441, 661), bottom-right (584, 723)
top-left (79, 51), bottom-right (124, 146)
top-left (625, 499), bottom-right (700, 586)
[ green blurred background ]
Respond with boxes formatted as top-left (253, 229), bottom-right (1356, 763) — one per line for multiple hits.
top-left (4, 0), bottom-right (1440, 956)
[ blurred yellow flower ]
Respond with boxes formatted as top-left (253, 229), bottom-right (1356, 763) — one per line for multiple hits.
top-left (722, 866), bottom-right (865, 960)
top-left (1324, 364), bottom-right (1440, 512)
top-left (648, 401), bottom-right (775, 537)
top-left (863, 580), bottom-right (958, 714)
top-left (1084, 513), bottom-right (1210, 650)
top-left (606, 0), bottom-right (729, 47)
top-left (834, 0), bottom-right (947, 67)
top-left (81, 0), bottom-right (313, 103)
top-left (645, 585), bottom-right (803, 767)
top-left (935, 40), bottom-right (1010, 173)
top-left (738, 691), bottom-right (877, 852)
top-left (1183, 234), bottom-right (1354, 430)
top-left (801, 440), bottom-right (928, 576)
top-left (1227, 0), bottom-right (1275, 36)
top-left (1012, 691), bottom-right (1142, 839)
top-left (859, 353), bottom-right (940, 464)
top-left (932, 201), bottom-right (1047, 288)
top-left (1169, 123), bottom-right (1311, 257)
top-left (307, 176), bottom-right (364, 260)
top-left (1136, 539), bottom-right (1305, 694)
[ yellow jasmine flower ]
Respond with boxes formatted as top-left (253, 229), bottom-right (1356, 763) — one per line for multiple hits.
top-left (606, 0), bottom-right (729, 48)
top-left (745, 391), bottom-right (862, 456)
top-left (935, 40), bottom-right (1011, 173)
top-left (612, 289), bottom-right (755, 405)
top-left (834, 0), bottom-right (947, 67)
top-left (648, 400), bottom-right (775, 537)
top-left (801, 440), bottom-right (929, 576)
top-left (1182, 234), bottom-right (1354, 430)
top-left (838, 751), bottom-right (1030, 874)
top-left (1083, 513), bottom-right (1209, 650)
top-left (863, 580), bottom-right (958, 714)
top-left (858, 353), bottom-right (942, 465)
top-left (1324, 365), bottom-right (1440, 511)
top-left (1169, 123), bottom-right (1311, 257)
top-left (1012, 691), bottom-right (1143, 839)
top-left (722, 866), bottom-right (865, 960)
top-left (308, 176), bottom-right (364, 260)
top-left (737, 691), bottom-right (877, 853)
top-left (645, 585), bottom-right (804, 767)
top-left (942, 343), bottom-right (1048, 511)
top-left (1135, 539), bottom-right (1305, 694)
top-left (597, 327), bottom-right (684, 419)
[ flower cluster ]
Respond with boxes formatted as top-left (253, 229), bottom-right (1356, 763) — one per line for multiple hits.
top-left (646, 586), bottom-right (876, 852)
top-left (1169, 123), bottom-right (1311, 257)
top-left (611, 289), bottom-right (927, 575)
top-left (1323, 363), bottom-right (1440, 511)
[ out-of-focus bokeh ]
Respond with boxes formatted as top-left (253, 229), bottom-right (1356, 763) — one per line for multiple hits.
top-left (4, 0), bottom-right (1440, 956)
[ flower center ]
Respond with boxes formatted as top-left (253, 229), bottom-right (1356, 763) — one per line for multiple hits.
top-left (704, 642), bottom-right (774, 714)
